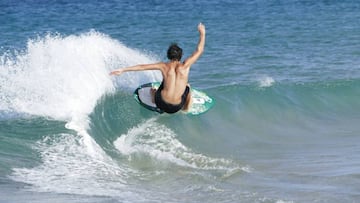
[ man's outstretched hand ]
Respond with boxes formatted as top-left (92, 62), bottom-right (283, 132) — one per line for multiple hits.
top-left (109, 69), bottom-right (124, 76)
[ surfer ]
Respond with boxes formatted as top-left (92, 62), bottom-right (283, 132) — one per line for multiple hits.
top-left (110, 23), bottom-right (206, 114)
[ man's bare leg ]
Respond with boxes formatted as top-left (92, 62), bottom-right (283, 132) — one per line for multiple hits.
top-left (182, 85), bottom-right (192, 112)
top-left (150, 88), bottom-right (157, 104)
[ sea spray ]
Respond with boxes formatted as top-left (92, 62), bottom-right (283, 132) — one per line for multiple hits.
top-left (0, 31), bottom-right (160, 121)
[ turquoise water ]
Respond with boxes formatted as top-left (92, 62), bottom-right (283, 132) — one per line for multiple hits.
top-left (1, 1), bottom-right (360, 202)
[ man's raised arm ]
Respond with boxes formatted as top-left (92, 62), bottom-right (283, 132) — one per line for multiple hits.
top-left (183, 23), bottom-right (206, 68)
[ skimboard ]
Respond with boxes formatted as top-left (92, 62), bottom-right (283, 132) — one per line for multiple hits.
top-left (134, 82), bottom-right (214, 115)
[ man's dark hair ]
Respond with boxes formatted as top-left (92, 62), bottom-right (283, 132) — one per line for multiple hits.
top-left (167, 43), bottom-right (183, 61)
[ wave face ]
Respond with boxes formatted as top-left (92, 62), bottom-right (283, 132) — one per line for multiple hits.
top-left (1, 31), bottom-right (360, 203)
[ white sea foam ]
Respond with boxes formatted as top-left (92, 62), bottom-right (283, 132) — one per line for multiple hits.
top-left (11, 133), bottom-right (143, 199)
top-left (114, 118), bottom-right (247, 173)
top-left (258, 76), bottom-right (275, 87)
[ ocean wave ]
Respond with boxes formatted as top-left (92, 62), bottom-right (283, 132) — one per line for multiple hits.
top-left (5, 31), bottom-right (248, 200)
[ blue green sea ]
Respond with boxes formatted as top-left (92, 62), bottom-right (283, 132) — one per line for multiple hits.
top-left (1, 1), bottom-right (360, 202)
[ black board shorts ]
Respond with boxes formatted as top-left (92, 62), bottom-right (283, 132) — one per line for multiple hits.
top-left (155, 82), bottom-right (190, 114)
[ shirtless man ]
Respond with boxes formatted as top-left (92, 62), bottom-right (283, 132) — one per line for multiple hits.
top-left (110, 23), bottom-right (206, 114)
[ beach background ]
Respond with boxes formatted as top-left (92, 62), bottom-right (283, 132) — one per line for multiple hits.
top-left (1, 0), bottom-right (360, 202)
